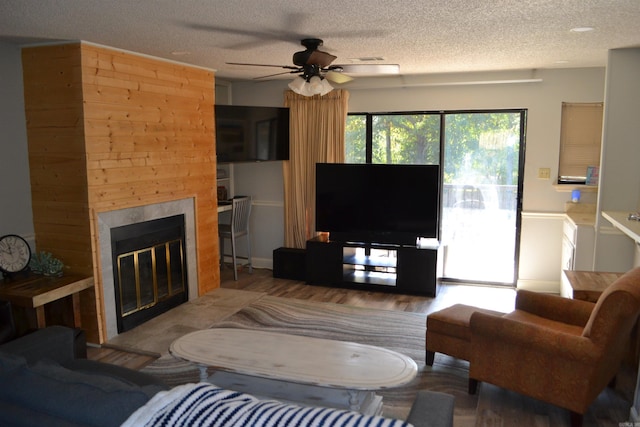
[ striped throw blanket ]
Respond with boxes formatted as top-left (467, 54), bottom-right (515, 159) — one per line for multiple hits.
top-left (122, 383), bottom-right (413, 427)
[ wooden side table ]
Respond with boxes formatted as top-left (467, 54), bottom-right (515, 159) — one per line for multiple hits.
top-left (0, 273), bottom-right (94, 329)
top-left (561, 270), bottom-right (623, 302)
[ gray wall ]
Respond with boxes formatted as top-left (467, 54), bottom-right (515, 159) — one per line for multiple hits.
top-left (234, 161), bottom-right (285, 267)
top-left (594, 48), bottom-right (640, 271)
top-left (232, 67), bottom-right (608, 290)
top-left (0, 42), bottom-right (33, 249)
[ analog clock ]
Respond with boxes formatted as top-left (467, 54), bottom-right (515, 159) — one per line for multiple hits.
top-left (0, 234), bottom-right (32, 274)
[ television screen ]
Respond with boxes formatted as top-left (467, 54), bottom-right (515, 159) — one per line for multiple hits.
top-left (215, 105), bottom-right (290, 163)
top-left (315, 163), bottom-right (440, 245)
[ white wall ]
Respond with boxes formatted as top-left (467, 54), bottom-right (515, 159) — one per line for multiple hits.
top-left (0, 42), bottom-right (34, 251)
top-left (594, 48), bottom-right (640, 272)
top-left (232, 68), bottom-right (606, 290)
top-left (233, 161), bottom-right (285, 269)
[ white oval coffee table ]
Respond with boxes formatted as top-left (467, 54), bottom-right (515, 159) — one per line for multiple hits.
top-left (170, 328), bottom-right (418, 415)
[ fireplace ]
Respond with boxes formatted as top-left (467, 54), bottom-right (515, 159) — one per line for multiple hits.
top-left (98, 198), bottom-right (199, 340)
top-left (111, 214), bottom-right (188, 333)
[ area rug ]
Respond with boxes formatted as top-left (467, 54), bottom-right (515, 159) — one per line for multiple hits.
top-left (141, 295), bottom-right (478, 421)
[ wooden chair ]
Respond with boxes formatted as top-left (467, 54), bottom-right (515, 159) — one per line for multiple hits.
top-left (219, 196), bottom-right (253, 281)
top-left (468, 267), bottom-right (640, 427)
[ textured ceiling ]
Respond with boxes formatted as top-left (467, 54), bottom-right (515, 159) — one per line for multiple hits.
top-left (1, 0), bottom-right (639, 82)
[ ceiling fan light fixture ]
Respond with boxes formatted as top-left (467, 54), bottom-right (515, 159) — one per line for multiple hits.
top-left (288, 76), bottom-right (307, 93)
top-left (308, 75), bottom-right (323, 90)
top-left (318, 78), bottom-right (333, 95)
top-left (308, 75), bottom-right (333, 95)
top-left (288, 75), bottom-right (333, 97)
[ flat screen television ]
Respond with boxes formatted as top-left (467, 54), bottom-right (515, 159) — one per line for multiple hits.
top-left (215, 105), bottom-right (290, 163)
top-left (315, 163), bottom-right (440, 245)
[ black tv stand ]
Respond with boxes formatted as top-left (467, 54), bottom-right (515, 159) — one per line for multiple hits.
top-left (305, 236), bottom-right (438, 297)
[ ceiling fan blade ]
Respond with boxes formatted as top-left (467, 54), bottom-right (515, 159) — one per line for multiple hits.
top-left (307, 50), bottom-right (337, 68)
top-left (182, 21), bottom-right (387, 44)
top-left (254, 70), bottom-right (301, 80)
top-left (325, 70), bottom-right (354, 84)
top-left (185, 23), bottom-right (296, 43)
top-left (186, 23), bottom-right (265, 37)
top-left (227, 62), bottom-right (300, 71)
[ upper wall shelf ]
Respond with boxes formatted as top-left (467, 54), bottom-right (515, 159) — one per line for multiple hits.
top-left (552, 183), bottom-right (598, 193)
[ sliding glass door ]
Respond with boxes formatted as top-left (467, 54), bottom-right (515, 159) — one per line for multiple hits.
top-left (346, 110), bottom-right (525, 285)
top-left (441, 112), bottom-right (524, 284)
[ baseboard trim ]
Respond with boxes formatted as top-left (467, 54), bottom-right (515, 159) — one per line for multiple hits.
top-left (222, 256), bottom-right (272, 271)
top-left (516, 279), bottom-right (560, 294)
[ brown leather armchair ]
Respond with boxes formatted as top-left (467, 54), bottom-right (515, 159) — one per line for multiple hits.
top-left (468, 267), bottom-right (640, 427)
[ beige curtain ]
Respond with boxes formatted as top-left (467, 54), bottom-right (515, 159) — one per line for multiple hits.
top-left (282, 89), bottom-right (349, 248)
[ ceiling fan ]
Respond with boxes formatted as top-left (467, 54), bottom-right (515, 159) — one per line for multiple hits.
top-left (227, 38), bottom-right (351, 83)
top-left (226, 38), bottom-right (399, 95)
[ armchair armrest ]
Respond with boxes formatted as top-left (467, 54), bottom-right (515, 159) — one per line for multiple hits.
top-left (470, 311), bottom-right (599, 363)
top-left (515, 289), bottom-right (594, 327)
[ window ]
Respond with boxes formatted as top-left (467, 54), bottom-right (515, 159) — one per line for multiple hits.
top-left (346, 113), bottom-right (440, 164)
top-left (558, 102), bottom-right (603, 184)
top-left (345, 110), bottom-right (526, 284)
top-left (345, 115), bottom-right (367, 163)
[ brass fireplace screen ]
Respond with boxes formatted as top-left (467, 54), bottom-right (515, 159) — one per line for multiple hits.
top-left (117, 238), bottom-right (186, 319)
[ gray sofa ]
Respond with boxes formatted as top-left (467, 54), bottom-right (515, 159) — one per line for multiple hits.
top-left (0, 325), bottom-right (168, 427)
top-left (0, 326), bottom-right (453, 427)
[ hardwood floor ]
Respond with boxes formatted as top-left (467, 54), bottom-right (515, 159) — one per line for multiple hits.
top-left (89, 267), bottom-right (516, 367)
top-left (87, 344), bottom-right (157, 370)
top-left (88, 267), bottom-right (633, 427)
top-left (217, 266), bottom-right (517, 314)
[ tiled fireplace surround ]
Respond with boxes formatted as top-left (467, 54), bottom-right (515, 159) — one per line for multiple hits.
top-left (97, 198), bottom-right (199, 340)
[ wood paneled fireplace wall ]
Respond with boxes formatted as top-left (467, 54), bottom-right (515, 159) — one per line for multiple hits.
top-left (22, 42), bottom-right (220, 343)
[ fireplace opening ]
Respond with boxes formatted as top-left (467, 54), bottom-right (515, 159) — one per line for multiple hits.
top-left (111, 214), bottom-right (188, 333)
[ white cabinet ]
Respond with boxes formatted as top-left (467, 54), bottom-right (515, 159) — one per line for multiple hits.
top-left (562, 213), bottom-right (595, 271)
top-left (561, 231), bottom-right (575, 271)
